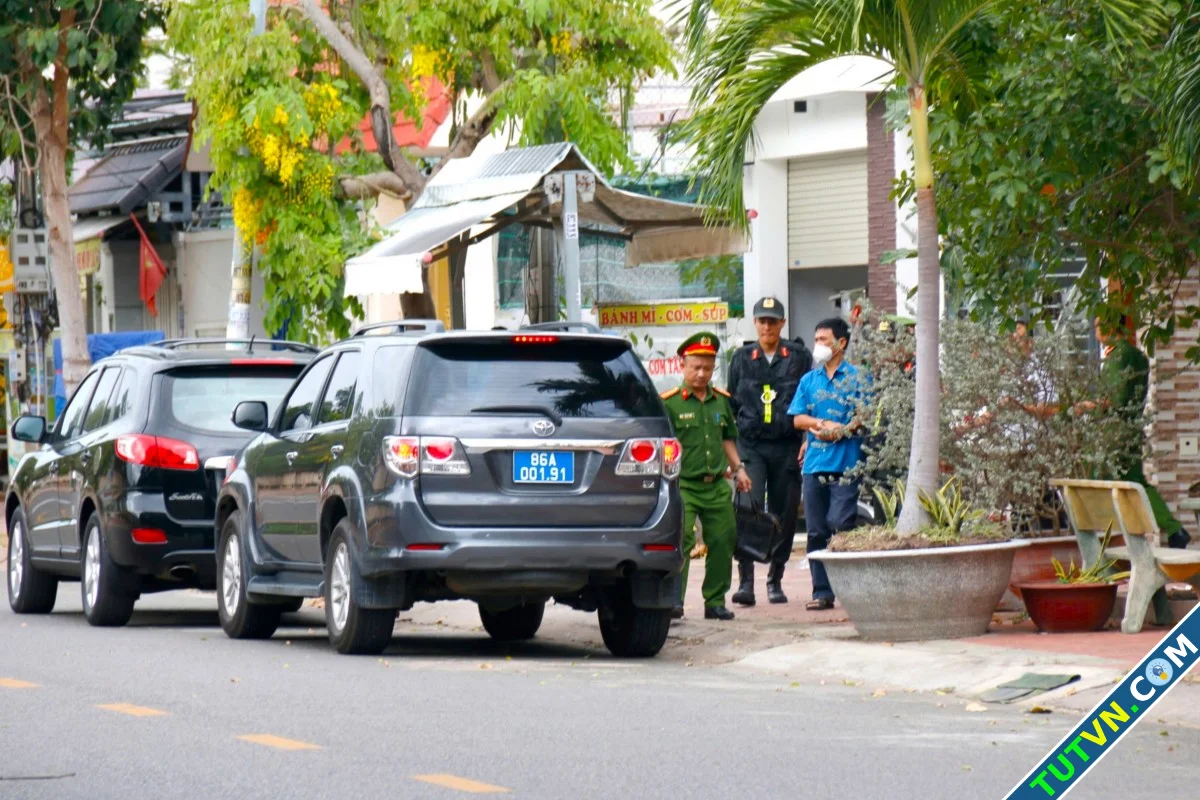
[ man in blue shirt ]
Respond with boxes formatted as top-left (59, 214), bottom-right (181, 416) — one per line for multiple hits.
top-left (787, 317), bottom-right (867, 611)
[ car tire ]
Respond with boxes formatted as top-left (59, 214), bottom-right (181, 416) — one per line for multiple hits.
top-left (7, 507), bottom-right (58, 614)
top-left (81, 513), bottom-right (136, 627)
top-left (598, 588), bottom-right (671, 658)
top-left (325, 520), bottom-right (394, 655)
top-left (216, 515), bottom-right (281, 640)
top-left (479, 601), bottom-right (545, 642)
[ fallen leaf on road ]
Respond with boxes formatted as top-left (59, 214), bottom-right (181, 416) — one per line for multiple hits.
top-left (1027, 706), bottom-right (1052, 714)
top-left (790, 682), bottom-right (801, 688)
top-left (842, 679), bottom-right (861, 687)
top-left (308, 597), bottom-right (325, 609)
top-left (505, 656), bottom-right (513, 661)
top-left (962, 765), bottom-right (973, 772)
top-left (1168, 746), bottom-right (1176, 752)
top-left (1160, 730), bottom-right (1170, 737)
top-left (480, 663), bottom-right (493, 670)
top-left (872, 689), bottom-right (887, 698)
top-left (230, 677), bottom-right (240, 683)
top-left (965, 702), bottom-right (988, 713)
top-left (935, 687), bottom-right (954, 695)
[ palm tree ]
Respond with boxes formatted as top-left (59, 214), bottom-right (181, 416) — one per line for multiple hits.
top-left (681, 0), bottom-right (1155, 534)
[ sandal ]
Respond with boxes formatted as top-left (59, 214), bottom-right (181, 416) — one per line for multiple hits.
top-left (806, 598), bottom-right (835, 611)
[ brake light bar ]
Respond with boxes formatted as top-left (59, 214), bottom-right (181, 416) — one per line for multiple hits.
top-left (383, 436), bottom-right (471, 478)
top-left (116, 434), bottom-right (201, 471)
top-left (230, 358), bottom-right (295, 366)
top-left (616, 437), bottom-right (681, 480)
top-left (513, 335), bottom-right (558, 344)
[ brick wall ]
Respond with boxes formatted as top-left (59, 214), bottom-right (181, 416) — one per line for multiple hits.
top-left (866, 92), bottom-right (897, 314)
top-left (1147, 275), bottom-right (1200, 526)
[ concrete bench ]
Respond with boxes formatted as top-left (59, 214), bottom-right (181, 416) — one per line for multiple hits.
top-left (1051, 479), bottom-right (1200, 634)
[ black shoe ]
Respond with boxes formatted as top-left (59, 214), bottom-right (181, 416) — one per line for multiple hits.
top-left (805, 597), bottom-right (834, 611)
top-left (704, 605), bottom-right (735, 621)
top-left (670, 605), bottom-right (684, 620)
top-left (1168, 529), bottom-right (1192, 550)
top-left (766, 563), bottom-right (788, 604)
top-left (731, 561), bottom-right (756, 607)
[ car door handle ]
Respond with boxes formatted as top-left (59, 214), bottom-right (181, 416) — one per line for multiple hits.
top-left (286, 451), bottom-right (298, 465)
top-left (329, 445), bottom-right (344, 457)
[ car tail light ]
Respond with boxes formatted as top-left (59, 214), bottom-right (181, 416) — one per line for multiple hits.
top-left (513, 335), bottom-right (558, 344)
top-left (642, 543), bottom-right (677, 552)
top-left (660, 437), bottom-right (682, 479)
top-left (406, 543), bottom-right (445, 551)
top-left (383, 436), bottom-right (470, 478)
top-left (616, 438), bottom-right (681, 479)
top-left (616, 439), bottom-right (659, 476)
top-left (115, 434), bottom-right (200, 471)
top-left (131, 528), bottom-right (168, 544)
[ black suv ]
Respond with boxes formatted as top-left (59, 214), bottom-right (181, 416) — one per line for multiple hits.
top-left (215, 321), bottom-right (684, 657)
top-left (5, 339), bottom-right (315, 625)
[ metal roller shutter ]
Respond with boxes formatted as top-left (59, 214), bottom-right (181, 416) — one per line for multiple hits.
top-left (787, 150), bottom-right (869, 269)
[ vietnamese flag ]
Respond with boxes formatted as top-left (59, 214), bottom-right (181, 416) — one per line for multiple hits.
top-left (130, 214), bottom-right (167, 317)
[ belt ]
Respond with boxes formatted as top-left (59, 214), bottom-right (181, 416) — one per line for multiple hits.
top-left (682, 473), bottom-right (725, 484)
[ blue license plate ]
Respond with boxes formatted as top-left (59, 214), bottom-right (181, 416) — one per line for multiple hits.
top-left (513, 451), bottom-right (574, 484)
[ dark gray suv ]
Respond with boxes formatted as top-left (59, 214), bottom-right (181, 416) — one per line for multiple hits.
top-left (214, 321), bottom-right (684, 657)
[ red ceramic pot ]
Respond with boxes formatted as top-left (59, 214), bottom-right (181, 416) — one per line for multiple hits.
top-left (1014, 581), bottom-right (1119, 634)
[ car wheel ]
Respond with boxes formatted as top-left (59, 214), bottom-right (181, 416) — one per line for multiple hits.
top-left (7, 507), bottom-right (58, 614)
top-left (325, 519), bottom-right (394, 655)
top-left (81, 513), bottom-right (135, 627)
top-left (479, 601), bottom-right (545, 642)
top-left (598, 587), bottom-right (671, 658)
top-left (216, 515), bottom-right (280, 640)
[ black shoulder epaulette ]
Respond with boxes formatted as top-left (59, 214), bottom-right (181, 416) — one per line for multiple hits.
top-left (660, 387), bottom-right (680, 400)
top-left (712, 386), bottom-right (731, 398)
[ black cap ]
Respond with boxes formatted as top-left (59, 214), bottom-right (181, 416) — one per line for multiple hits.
top-left (752, 296), bottom-right (785, 320)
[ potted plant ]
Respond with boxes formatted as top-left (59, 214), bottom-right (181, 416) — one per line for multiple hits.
top-left (1014, 524), bottom-right (1129, 633)
top-left (811, 477), bottom-right (1029, 642)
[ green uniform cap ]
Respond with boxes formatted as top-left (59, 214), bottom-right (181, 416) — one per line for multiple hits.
top-left (677, 331), bottom-right (720, 358)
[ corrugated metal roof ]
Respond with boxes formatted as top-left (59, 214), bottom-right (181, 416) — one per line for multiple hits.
top-left (68, 135), bottom-right (188, 215)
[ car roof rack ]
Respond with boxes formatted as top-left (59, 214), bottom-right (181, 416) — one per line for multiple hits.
top-left (152, 337), bottom-right (319, 354)
top-left (351, 319), bottom-right (446, 337)
top-left (519, 321), bottom-right (604, 334)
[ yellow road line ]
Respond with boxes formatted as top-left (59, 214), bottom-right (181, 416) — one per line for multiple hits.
top-left (0, 677), bottom-right (38, 689)
top-left (96, 703), bottom-right (167, 717)
top-left (412, 774), bottom-right (511, 794)
top-left (236, 734), bottom-right (321, 751)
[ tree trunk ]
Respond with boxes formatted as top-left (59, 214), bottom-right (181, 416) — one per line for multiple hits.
top-left (526, 228), bottom-right (558, 324)
top-left (31, 90), bottom-right (90, 395)
top-left (895, 86), bottom-right (941, 535)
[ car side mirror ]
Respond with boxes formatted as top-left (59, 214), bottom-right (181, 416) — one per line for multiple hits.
top-left (10, 415), bottom-right (47, 443)
top-left (232, 401), bottom-right (270, 432)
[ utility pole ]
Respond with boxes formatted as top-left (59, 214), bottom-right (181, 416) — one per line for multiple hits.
top-left (544, 171), bottom-right (595, 323)
top-left (225, 0), bottom-right (266, 344)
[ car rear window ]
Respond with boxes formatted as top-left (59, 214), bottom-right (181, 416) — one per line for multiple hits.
top-left (161, 366), bottom-right (304, 433)
top-left (404, 340), bottom-right (661, 418)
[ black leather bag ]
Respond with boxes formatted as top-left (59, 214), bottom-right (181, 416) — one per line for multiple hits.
top-left (733, 492), bottom-right (781, 564)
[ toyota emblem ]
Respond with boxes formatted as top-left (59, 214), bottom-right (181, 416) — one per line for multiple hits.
top-left (531, 419), bottom-right (556, 437)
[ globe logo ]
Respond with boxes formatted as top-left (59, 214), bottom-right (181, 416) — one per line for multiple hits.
top-left (1146, 658), bottom-right (1174, 687)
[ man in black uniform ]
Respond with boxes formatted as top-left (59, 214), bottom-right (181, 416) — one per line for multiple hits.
top-left (727, 297), bottom-right (813, 605)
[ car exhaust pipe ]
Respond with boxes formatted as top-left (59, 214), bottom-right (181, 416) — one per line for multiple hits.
top-left (168, 565), bottom-right (195, 581)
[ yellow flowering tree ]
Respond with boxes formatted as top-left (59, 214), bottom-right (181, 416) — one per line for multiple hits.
top-left (169, 0), bottom-right (673, 336)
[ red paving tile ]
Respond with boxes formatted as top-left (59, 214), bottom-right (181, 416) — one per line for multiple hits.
top-left (965, 621), bottom-right (1167, 668)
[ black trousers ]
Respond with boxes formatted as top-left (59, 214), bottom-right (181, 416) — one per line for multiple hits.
top-left (737, 439), bottom-right (802, 567)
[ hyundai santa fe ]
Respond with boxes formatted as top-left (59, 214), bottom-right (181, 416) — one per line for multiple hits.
top-left (215, 321), bottom-right (684, 656)
top-left (5, 339), bottom-right (315, 625)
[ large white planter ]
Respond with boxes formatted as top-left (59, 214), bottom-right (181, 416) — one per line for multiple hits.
top-left (810, 541), bottom-right (1030, 642)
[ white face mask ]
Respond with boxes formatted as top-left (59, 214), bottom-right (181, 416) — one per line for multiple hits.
top-left (813, 343), bottom-right (834, 365)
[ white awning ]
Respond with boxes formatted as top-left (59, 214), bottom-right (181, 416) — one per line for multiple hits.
top-left (344, 143), bottom-right (745, 297)
top-left (72, 215), bottom-right (126, 243)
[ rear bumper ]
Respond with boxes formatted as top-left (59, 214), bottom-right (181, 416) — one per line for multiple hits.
top-left (102, 491), bottom-right (216, 586)
top-left (358, 480), bottom-right (684, 578)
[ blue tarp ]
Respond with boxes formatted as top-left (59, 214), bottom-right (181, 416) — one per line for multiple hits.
top-left (53, 331), bottom-right (165, 416)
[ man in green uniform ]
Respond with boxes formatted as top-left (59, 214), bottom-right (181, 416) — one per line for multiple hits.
top-left (1095, 317), bottom-right (1191, 549)
top-left (661, 331), bottom-right (752, 621)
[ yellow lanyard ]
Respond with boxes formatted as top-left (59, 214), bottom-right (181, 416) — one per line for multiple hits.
top-left (761, 384), bottom-right (777, 423)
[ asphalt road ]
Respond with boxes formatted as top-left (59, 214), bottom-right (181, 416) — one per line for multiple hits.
top-left (1, 586), bottom-right (1197, 800)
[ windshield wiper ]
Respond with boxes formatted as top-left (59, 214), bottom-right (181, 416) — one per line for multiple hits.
top-left (469, 404), bottom-right (563, 426)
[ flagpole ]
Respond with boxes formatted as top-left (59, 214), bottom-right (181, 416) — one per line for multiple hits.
top-left (225, 0), bottom-right (266, 346)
